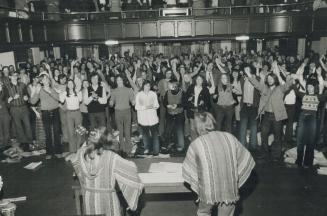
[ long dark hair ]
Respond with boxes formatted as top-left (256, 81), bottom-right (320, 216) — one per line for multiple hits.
top-left (265, 73), bottom-right (280, 86)
top-left (66, 79), bottom-right (77, 97)
top-left (83, 128), bottom-right (114, 160)
top-left (140, 80), bottom-right (151, 92)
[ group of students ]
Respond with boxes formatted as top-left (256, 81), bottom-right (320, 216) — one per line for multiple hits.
top-left (1, 48), bottom-right (327, 167)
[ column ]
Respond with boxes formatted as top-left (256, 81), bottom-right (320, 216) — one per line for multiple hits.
top-left (241, 41), bottom-right (247, 54)
top-left (257, 39), bottom-right (263, 53)
top-left (53, 47), bottom-right (61, 59)
top-left (297, 38), bottom-right (306, 59)
top-left (92, 45), bottom-right (99, 60)
top-left (191, 42), bottom-right (198, 53)
top-left (319, 37), bottom-right (327, 56)
top-left (30, 47), bottom-right (41, 65)
top-left (203, 42), bottom-right (210, 55)
top-left (157, 43), bottom-right (164, 54)
top-left (76, 47), bottom-right (83, 60)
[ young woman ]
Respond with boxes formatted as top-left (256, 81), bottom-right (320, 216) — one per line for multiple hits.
top-left (185, 75), bottom-right (211, 141)
top-left (212, 73), bottom-right (238, 133)
top-left (182, 112), bottom-right (255, 216)
top-left (30, 74), bottom-right (62, 159)
top-left (59, 79), bottom-right (83, 153)
top-left (80, 80), bottom-right (90, 130)
top-left (135, 80), bottom-right (160, 155)
top-left (294, 78), bottom-right (327, 168)
top-left (71, 128), bottom-right (144, 216)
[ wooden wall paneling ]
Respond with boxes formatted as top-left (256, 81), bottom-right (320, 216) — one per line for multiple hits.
top-left (106, 23), bottom-right (122, 39)
top-left (268, 16), bottom-right (289, 33)
top-left (160, 21), bottom-right (175, 37)
top-left (0, 22), bottom-right (7, 43)
top-left (21, 22), bottom-right (31, 42)
top-left (231, 18), bottom-right (249, 34)
top-left (124, 22), bottom-right (140, 38)
top-left (292, 14), bottom-right (312, 33)
top-left (90, 23), bottom-right (105, 40)
top-left (32, 23), bottom-right (45, 42)
top-left (141, 22), bottom-right (157, 38)
top-left (47, 23), bottom-right (65, 42)
top-left (213, 19), bottom-right (228, 35)
top-left (8, 21), bottom-right (20, 43)
top-left (177, 21), bottom-right (192, 37)
top-left (195, 20), bottom-right (211, 36)
top-left (66, 23), bottom-right (89, 40)
top-left (250, 16), bottom-right (266, 33)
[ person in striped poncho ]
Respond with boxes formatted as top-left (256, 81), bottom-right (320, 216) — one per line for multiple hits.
top-left (182, 112), bottom-right (255, 216)
top-left (71, 128), bottom-right (144, 216)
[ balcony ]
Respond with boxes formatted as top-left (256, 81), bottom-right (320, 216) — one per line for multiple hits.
top-left (0, 1), bottom-right (318, 46)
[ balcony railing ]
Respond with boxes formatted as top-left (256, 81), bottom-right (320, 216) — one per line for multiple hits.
top-left (0, 1), bottom-right (313, 21)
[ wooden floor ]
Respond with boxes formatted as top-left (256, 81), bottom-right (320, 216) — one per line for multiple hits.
top-left (1, 155), bottom-right (327, 216)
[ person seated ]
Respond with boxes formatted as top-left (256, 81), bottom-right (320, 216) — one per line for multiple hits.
top-left (182, 112), bottom-right (255, 216)
top-left (71, 127), bottom-right (144, 216)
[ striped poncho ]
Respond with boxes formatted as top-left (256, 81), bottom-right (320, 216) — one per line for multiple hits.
top-left (71, 147), bottom-right (144, 216)
top-left (182, 131), bottom-right (255, 205)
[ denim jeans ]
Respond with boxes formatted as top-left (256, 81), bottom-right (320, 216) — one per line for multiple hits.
top-left (214, 105), bottom-right (235, 133)
top-left (0, 113), bottom-right (10, 147)
top-left (165, 113), bottom-right (185, 151)
top-left (260, 112), bottom-right (283, 158)
top-left (42, 108), bottom-right (62, 155)
top-left (283, 104), bottom-right (295, 144)
top-left (89, 112), bottom-right (106, 130)
top-left (59, 108), bottom-right (69, 143)
top-left (296, 112), bottom-right (317, 166)
top-left (66, 110), bottom-right (82, 153)
top-left (10, 106), bottom-right (33, 144)
top-left (239, 105), bottom-right (258, 150)
top-left (115, 109), bottom-right (132, 153)
top-left (140, 124), bottom-right (160, 155)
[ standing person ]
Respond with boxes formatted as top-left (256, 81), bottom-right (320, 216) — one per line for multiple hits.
top-left (244, 65), bottom-right (293, 161)
top-left (294, 79), bottom-right (327, 168)
top-left (182, 112), bottom-right (255, 216)
top-left (158, 70), bottom-right (172, 140)
top-left (238, 65), bottom-right (261, 152)
top-left (163, 79), bottom-right (185, 154)
top-left (0, 81), bottom-right (10, 149)
top-left (60, 79), bottom-right (83, 153)
top-left (135, 80), bottom-right (160, 156)
top-left (71, 128), bottom-right (144, 216)
top-left (110, 75), bottom-right (135, 157)
top-left (84, 72), bottom-right (107, 130)
top-left (185, 75), bottom-right (211, 141)
top-left (80, 80), bottom-right (90, 130)
top-left (30, 74), bottom-right (62, 159)
top-left (212, 73), bottom-right (237, 133)
top-left (6, 70), bottom-right (33, 151)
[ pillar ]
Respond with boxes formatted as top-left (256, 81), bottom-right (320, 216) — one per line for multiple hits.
top-left (92, 45), bottom-right (99, 60)
top-left (220, 40), bottom-right (232, 52)
top-left (241, 41), bottom-right (247, 54)
top-left (30, 47), bottom-right (41, 65)
top-left (76, 47), bottom-right (83, 60)
top-left (297, 38), bottom-right (306, 59)
top-left (53, 47), bottom-right (61, 59)
top-left (203, 42), bottom-right (210, 55)
top-left (257, 39), bottom-right (263, 53)
top-left (158, 43), bottom-right (164, 54)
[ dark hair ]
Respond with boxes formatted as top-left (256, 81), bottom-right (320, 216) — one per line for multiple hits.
top-left (306, 79), bottom-right (319, 95)
top-left (140, 80), bottom-right (151, 91)
top-left (194, 74), bottom-right (207, 88)
top-left (58, 74), bottom-right (66, 83)
top-left (66, 79), bottom-right (77, 97)
top-left (84, 128), bottom-right (113, 160)
top-left (265, 73), bottom-right (280, 86)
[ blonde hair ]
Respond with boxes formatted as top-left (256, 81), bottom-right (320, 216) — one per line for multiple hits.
top-left (194, 112), bottom-right (216, 137)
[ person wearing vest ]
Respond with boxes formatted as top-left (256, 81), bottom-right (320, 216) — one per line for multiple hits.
top-left (211, 73), bottom-right (238, 133)
top-left (244, 65), bottom-right (294, 161)
top-left (163, 79), bottom-right (185, 154)
top-left (239, 66), bottom-right (261, 152)
top-left (294, 79), bottom-right (327, 167)
top-left (6, 70), bottom-right (33, 151)
top-left (84, 73), bottom-right (107, 130)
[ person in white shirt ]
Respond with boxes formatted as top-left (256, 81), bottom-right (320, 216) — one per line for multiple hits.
top-left (60, 79), bottom-right (83, 153)
top-left (135, 80), bottom-right (160, 156)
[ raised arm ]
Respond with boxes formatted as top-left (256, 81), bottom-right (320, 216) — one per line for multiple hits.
top-left (244, 66), bottom-right (265, 92)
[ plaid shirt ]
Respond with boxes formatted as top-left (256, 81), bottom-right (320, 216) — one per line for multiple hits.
top-left (5, 82), bottom-right (29, 107)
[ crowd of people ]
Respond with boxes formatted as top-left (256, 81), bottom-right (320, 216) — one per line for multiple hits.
top-left (0, 47), bottom-right (327, 167)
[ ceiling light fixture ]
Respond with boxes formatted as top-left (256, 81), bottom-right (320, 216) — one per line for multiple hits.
top-left (105, 40), bottom-right (119, 46)
top-left (235, 35), bottom-right (250, 41)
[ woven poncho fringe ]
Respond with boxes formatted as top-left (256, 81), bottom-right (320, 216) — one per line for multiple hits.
top-left (182, 131), bottom-right (255, 205)
top-left (71, 147), bottom-right (144, 216)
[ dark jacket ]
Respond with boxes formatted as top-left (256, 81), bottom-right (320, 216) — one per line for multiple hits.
top-left (185, 84), bottom-right (211, 119)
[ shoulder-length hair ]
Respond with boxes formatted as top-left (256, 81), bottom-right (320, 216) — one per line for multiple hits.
top-left (265, 73), bottom-right (280, 86)
top-left (193, 112), bottom-right (216, 137)
top-left (66, 79), bottom-right (77, 97)
top-left (140, 79), bottom-right (151, 92)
